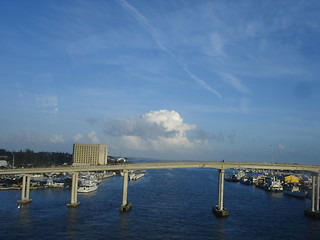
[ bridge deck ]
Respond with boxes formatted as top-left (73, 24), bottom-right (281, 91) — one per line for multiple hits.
top-left (0, 161), bottom-right (319, 175)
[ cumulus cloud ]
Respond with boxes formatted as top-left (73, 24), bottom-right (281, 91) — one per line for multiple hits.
top-left (88, 131), bottom-right (100, 144)
top-left (72, 132), bottom-right (100, 144)
top-left (103, 110), bottom-right (200, 152)
top-left (72, 133), bottom-right (84, 142)
top-left (49, 134), bottom-right (64, 144)
top-left (104, 110), bottom-right (196, 139)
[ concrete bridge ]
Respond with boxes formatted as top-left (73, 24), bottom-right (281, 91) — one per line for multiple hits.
top-left (1, 161), bottom-right (320, 218)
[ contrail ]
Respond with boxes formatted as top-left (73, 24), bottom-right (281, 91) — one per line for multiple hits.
top-left (118, 0), bottom-right (222, 99)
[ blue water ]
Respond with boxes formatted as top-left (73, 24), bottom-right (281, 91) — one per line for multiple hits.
top-left (1, 167), bottom-right (320, 240)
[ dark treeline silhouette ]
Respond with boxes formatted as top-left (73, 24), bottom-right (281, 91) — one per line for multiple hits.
top-left (0, 149), bottom-right (72, 168)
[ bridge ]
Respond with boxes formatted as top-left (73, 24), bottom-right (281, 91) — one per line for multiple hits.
top-left (1, 161), bottom-right (320, 218)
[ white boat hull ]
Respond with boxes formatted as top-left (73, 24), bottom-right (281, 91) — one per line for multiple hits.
top-left (77, 185), bottom-right (98, 193)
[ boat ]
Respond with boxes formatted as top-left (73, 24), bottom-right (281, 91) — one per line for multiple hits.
top-left (283, 185), bottom-right (306, 198)
top-left (225, 170), bottom-right (246, 182)
top-left (240, 176), bottom-right (255, 185)
top-left (267, 177), bottom-right (283, 192)
top-left (77, 180), bottom-right (98, 193)
top-left (236, 170), bottom-right (246, 181)
top-left (130, 172), bottom-right (145, 181)
top-left (225, 174), bottom-right (238, 182)
top-left (255, 175), bottom-right (268, 189)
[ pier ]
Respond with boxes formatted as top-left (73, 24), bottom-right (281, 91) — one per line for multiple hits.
top-left (16, 174), bottom-right (32, 205)
top-left (1, 161), bottom-right (320, 218)
top-left (120, 170), bottom-right (132, 212)
top-left (213, 169), bottom-right (229, 217)
top-left (66, 172), bottom-right (80, 208)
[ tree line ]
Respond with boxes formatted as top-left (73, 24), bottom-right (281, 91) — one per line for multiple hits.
top-left (0, 149), bottom-right (73, 168)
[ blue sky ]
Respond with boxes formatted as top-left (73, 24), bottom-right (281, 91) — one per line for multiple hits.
top-left (1, 0), bottom-right (320, 163)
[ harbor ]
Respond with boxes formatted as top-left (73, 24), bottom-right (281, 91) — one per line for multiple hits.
top-left (225, 168), bottom-right (320, 217)
top-left (0, 169), bottom-right (146, 193)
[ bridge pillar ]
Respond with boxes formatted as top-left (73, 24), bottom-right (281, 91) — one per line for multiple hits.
top-left (17, 174), bottom-right (32, 205)
top-left (311, 175), bottom-right (316, 212)
top-left (213, 169), bottom-right (229, 217)
top-left (120, 170), bottom-right (131, 212)
top-left (317, 174), bottom-right (320, 212)
top-left (67, 172), bottom-right (80, 208)
top-left (304, 173), bottom-right (320, 219)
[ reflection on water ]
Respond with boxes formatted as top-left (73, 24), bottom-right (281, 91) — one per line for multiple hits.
top-left (268, 192), bottom-right (283, 198)
top-left (18, 204), bottom-right (31, 231)
top-left (306, 219), bottom-right (320, 240)
top-left (1, 168), bottom-right (320, 240)
top-left (119, 212), bottom-right (129, 240)
top-left (66, 208), bottom-right (79, 239)
top-left (214, 218), bottom-right (228, 240)
top-left (78, 191), bottom-right (97, 199)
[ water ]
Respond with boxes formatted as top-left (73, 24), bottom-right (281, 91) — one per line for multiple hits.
top-left (1, 167), bottom-right (320, 240)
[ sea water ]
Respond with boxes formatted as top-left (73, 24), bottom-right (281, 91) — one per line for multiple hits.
top-left (1, 166), bottom-right (320, 240)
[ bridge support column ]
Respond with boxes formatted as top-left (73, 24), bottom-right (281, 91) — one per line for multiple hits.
top-left (17, 174), bottom-right (32, 205)
top-left (120, 170), bottom-right (131, 212)
top-left (213, 169), bottom-right (229, 217)
top-left (67, 172), bottom-right (80, 208)
top-left (304, 173), bottom-right (320, 219)
top-left (317, 174), bottom-right (320, 212)
top-left (311, 175), bottom-right (316, 212)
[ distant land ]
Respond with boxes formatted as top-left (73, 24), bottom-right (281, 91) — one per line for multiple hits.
top-left (0, 148), bottom-right (124, 168)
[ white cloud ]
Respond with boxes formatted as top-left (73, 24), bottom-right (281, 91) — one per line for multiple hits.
top-left (103, 109), bottom-right (208, 153)
top-left (118, 0), bottom-right (222, 98)
top-left (88, 131), bottom-right (100, 144)
top-left (72, 133), bottom-right (84, 142)
top-left (221, 73), bottom-right (251, 94)
top-left (49, 134), bottom-right (64, 144)
top-left (142, 110), bottom-right (196, 137)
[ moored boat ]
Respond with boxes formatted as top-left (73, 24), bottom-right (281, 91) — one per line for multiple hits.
top-left (267, 177), bottom-right (283, 192)
top-left (283, 185), bottom-right (306, 198)
top-left (130, 172), bottom-right (145, 181)
top-left (77, 180), bottom-right (98, 193)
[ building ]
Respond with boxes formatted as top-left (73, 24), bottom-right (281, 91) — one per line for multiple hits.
top-left (0, 160), bottom-right (8, 167)
top-left (72, 144), bottom-right (108, 166)
top-left (284, 175), bottom-right (300, 184)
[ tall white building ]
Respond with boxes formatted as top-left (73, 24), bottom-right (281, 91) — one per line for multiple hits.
top-left (72, 144), bottom-right (108, 166)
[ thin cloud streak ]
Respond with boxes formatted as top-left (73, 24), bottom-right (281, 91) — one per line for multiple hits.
top-left (221, 73), bottom-right (251, 95)
top-left (118, 0), bottom-right (222, 98)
